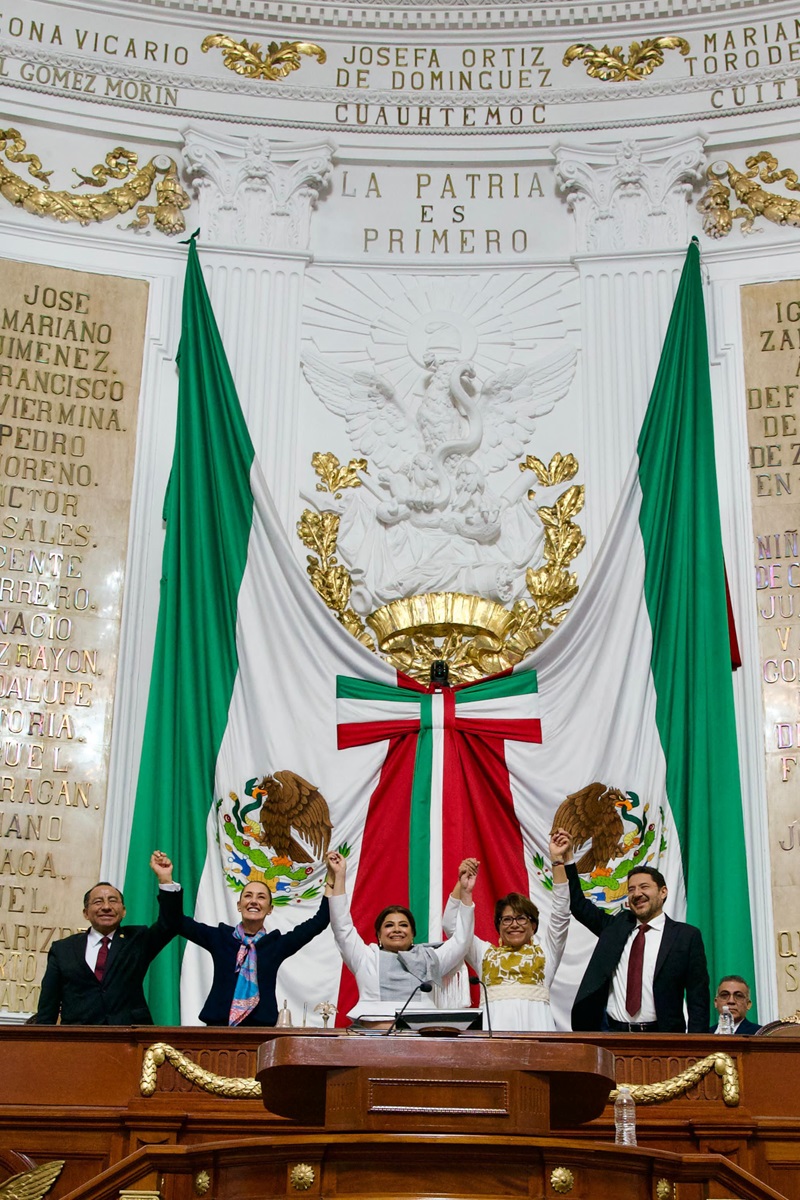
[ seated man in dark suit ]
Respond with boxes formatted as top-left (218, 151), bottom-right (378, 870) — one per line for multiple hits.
top-left (711, 975), bottom-right (761, 1034)
top-left (34, 851), bottom-right (182, 1025)
top-left (562, 827), bottom-right (710, 1033)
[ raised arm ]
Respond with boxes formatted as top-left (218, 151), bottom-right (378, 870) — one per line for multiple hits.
top-left (544, 830), bottom-right (572, 988)
top-left (443, 857), bottom-right (479, 935)
top-left (435, 859), bottom-right (476, 977)
top-left (275, 896), bottom-right (330, 963)
top-left (565, 839), bottom-right (615, 938)
top-left (146, 850), bottom-right (183, 955)
top-left (326, 850), bottom-right (372, 976)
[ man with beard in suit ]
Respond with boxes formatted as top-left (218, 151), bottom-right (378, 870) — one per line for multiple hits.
top-left (34, 851), bottom-right (181, 1025)
top-left (565, 841), bottom-right (709, 1033)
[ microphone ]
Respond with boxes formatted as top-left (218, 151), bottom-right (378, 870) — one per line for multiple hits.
top-left (388, 981), bottom-right (433, 1035)
top-left (469, 975), bottom-right (493, 1036)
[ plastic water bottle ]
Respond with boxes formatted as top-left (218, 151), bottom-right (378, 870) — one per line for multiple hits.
top-left (614, 1086), bottom-right (637, 1146)
top-left (717, 1004), bottom-right (734, 1035)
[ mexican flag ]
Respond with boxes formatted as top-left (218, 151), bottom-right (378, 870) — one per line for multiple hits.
top-left (123, 236), bottom-right (753, 1027)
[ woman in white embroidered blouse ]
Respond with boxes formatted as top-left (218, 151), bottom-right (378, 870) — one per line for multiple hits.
top-left (441, 829), bottom-right (572, 1031)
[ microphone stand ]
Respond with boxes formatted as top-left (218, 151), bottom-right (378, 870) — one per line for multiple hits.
top-left (469, 975), bottom-right (493, 1036)
top-left (387, 981), bottom-right (433, 1035)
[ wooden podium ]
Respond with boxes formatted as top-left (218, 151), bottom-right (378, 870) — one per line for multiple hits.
top-left (255, 1031), bottom-right (616, 1131)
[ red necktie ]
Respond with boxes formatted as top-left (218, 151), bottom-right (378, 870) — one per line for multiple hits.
top-left (94, 936), bottom-right (111, 981)
top-left (625, 923), bottom-right (651, 1016)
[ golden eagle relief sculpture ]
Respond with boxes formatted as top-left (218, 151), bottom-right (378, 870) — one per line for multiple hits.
top-left (253, 770), bottom-right (332, 864)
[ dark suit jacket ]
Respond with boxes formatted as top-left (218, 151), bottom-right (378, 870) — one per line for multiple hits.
top-left (710, 1016), bottom-right (761, 1035)
top-left (178, 897), bottom-right (329, 1026)
top-left (35, 888), bottom-right (183, 1025)
top-left (567, 864), bottom-right (710, 1032)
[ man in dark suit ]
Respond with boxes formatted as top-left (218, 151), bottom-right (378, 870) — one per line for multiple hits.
top-left (561, 831), bottom-right (710, 1032)
top-left (711, 975), bottom-right (761, 1034)
top-left (34, 851), bottom-right (182, 1025)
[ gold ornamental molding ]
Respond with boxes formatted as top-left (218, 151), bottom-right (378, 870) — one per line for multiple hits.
top-left (612, 1052), bottom-right (739, 1107)
top-left (202, 34), bottom-right (326, 80)
top-left (698, 152), bottom-right (800, 238)
top-left (141, 1044), bottom-right (737, 1109)
top-left (550, 1168), bottom-right (574, 1194)
top-left (563, 36), bottom-right (690, 81)
top-left (140, 1043), bottom-right (261, 1098)
top-left (297, 450), bottom-right (585, 684)
top-left (289, 1166), bottom-right (316, 1192)
top-left (0, 130), bottom-right (190, 236)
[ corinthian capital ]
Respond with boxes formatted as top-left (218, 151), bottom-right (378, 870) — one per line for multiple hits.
top-left (182, 128), bottom-right (335, 251)
top-left (553, 136), bottom-right (706, 254)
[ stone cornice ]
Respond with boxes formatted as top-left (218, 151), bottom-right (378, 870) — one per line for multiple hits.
top-left (28, 0), bottom-right (800, 33)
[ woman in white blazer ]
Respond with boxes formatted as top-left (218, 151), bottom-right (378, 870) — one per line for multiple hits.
top-left (326, 850), bottom-right (475, 1022)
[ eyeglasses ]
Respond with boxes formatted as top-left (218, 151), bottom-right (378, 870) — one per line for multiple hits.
top-left (717, 990), bottom-right (748, 1001)
top-left (499, 915), bottom-right (532, 928)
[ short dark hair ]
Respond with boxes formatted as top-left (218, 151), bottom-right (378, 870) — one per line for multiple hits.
top-left (716, 974), bottom-right (751, 995)
top-left (374, 905), bottom-right (416, 940)
top-left (493, 892), bottom-right (539, 933)
top-left (83, 882), bottom-right (124, 907)
top-left (627, 865), bottom-right (666, 889)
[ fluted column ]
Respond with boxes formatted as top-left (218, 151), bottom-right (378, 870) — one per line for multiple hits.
top-left (553, 135), bottom-right (706, 556)
top-left (181, 128), bottom-right (335, 530)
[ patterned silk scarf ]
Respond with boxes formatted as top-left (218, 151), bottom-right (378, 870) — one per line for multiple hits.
top-left (229, 924), bottom-right (267, 1026)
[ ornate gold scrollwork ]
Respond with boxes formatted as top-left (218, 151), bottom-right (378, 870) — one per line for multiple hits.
top-left (0, 131), bottom-right (190, 236)
top-left (612, 1052), bottom-right (739, 1107)
top-left (140, 1043), bottom-right (261, 1098)
top-left (202, 34), bottom-right (326, 80)
top-left (655, 1180), bottom-right (673, 1200)
top-left (297, 451), bottom-right (584, 683)
top-left (698, 152), bottom-right (800, 238)
top-left (563, 37), bottom-right (690, 81)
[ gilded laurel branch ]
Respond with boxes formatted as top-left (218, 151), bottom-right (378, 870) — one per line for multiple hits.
top-left (0, 130), bottom-right (190, 236)
top-left (612, 1052), bottom-right (739, 1107)
top-left (563, 36), bottom-right (690, 81)
top-left (298, 455), bottom-right (372, 646)
top-left (698, 152), bottom-right (800, 238)
top-left (313, 451), bottom-right (367, 497)
top-left (0, 1161), bottom-right (64, 1200)
top-left (140, 1042), bottom-right (262, 1098)
top-left (202, 34), bottom-right (326, 80)
top-left (502, 455), bottom-right (585, 660)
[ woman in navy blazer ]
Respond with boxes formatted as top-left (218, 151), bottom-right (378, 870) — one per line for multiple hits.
top-left (176, 877), bottom-right (330, 1026)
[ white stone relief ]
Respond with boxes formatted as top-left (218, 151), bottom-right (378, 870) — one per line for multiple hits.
top-left (182, 128), bottom-right (335, 249)
top-left (553, 136), bottom-right (706, 253)
top-left (300, 272), bottom-right (579, 612)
